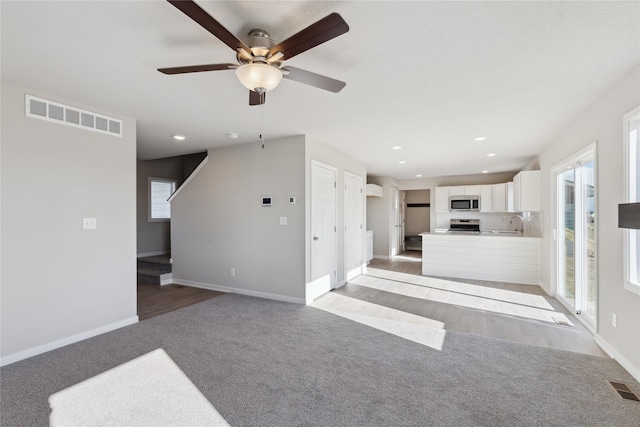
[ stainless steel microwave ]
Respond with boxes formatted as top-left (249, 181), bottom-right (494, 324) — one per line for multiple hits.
top-left (449, 195), bottom-right (480, 211)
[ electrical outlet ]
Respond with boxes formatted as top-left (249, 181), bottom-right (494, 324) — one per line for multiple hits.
top-left (612, 313), bottom-right (617, 328)
top-left (230, 268), bottom-right (235, 277)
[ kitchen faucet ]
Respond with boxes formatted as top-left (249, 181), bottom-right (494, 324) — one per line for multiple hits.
top-left (510, 215), bottom-right (524, 232)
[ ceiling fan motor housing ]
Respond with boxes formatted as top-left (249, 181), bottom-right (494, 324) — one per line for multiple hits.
top-left (237, 29), bottom-right (282, 67)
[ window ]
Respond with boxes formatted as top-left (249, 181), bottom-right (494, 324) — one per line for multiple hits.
top-left (623, 106), bottom-right (640, 295)
top-left (149, 178), bottom-right (176, 221)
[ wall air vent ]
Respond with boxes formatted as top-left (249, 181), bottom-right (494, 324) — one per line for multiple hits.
top-left (25, 94), bottom-right (122, 137)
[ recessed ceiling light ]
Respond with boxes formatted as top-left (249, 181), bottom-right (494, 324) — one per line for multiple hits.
top-left (416, 174), bottom-right (422, 178)
top-left (474, 136), bottom-right (487, 141)
top-left (482, 170), bottom-right (489, 174)
top-left (487, 153), bottom-right (497, 157)
top-left (392, 146), bottom-right (402, 150)
top-left (173, 135), bottom-right (186, 141)
top-left (399, 160), bottom-right (406, 164)
top-left (227, 132), bottom-right (239, 139)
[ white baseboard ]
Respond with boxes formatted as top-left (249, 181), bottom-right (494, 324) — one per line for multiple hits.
top-left (595, 334), bottom-right (640, 383)
top-left (160, 273), bottom-right (173, 286)
top-left (173, 279), bottom-right (306, 305)
top-left (372, 255), bottom-right (390, 260)
top-left (137, 250), bottom-right (170, 258)
top-left (1, 316), bottom-right (139, 367)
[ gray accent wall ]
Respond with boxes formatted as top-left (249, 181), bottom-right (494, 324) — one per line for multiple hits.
top-left (171, 136), bottom-right (307, 302)
top-left (1, 81), bottom-right (137, 363)
top-left (170, 135), bottom-right (366, 303)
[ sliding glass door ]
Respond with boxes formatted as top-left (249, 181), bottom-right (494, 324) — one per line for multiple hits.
top-left (556, 145), bottom-right (596, 330)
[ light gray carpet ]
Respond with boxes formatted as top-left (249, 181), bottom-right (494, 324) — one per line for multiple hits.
top-left (1, 293), bottom-right (639, 426)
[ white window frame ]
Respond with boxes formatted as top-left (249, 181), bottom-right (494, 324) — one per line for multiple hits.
top-left (623, 106), bottom-right (640, 296)
top-left (148, 177), bottom-right (177, 222)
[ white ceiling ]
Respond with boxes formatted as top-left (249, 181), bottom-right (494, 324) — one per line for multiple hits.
top-left (2, 1), bottom-right (639, 180)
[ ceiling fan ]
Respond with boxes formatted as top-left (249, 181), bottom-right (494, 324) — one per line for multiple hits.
top-left (158, 0), bottom-right (349, 105)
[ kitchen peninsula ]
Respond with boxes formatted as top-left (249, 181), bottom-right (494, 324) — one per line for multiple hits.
top-left (421, 232), bottom-right (540, 285)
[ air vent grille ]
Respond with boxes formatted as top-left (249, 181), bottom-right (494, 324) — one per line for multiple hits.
top-left (608, 381), bottom-right (640, 402)
top-left (25, 94), bottom-right (122, 137)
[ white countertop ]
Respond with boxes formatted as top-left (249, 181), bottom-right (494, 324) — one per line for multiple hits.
top-left (422, 230), bottom-right (541, 238)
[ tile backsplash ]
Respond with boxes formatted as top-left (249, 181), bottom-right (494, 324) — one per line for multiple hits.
top-left (435, 211), bottom-right (543, 237)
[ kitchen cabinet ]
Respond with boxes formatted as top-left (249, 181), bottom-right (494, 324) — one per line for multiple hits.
top-left (366, 183), bottom-right (383, 197)
top-left (480, 185), bottom-right (492, 212)
top-left (513, 171), bottom-right (540, 211)
top-left (464, 186), bottom-right (481, 196)
top-left (435, 186), bottom-right (451, 213)
top-left (507, 182), bottom-right (514, 212)
top-left (491, 183), bottom-right (508, 212)
top-left (366, 230), bottom-right (374, 264)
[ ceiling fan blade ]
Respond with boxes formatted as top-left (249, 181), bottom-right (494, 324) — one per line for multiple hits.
top-left (167, 0), bottom-right (252, 55)
top-left (158, 63), bottom-right (237, 75)
top-left (249, 90), bottom-right (266, 106)
top-left (281, 66), bottom-right (346, 93)
top-left (268, 13), bottom-right (349, 61)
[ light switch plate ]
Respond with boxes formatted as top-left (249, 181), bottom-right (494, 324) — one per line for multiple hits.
top-left (83, 218), bottom-right (97, 230)
top-left (280, 216), bottom-right (287, 225)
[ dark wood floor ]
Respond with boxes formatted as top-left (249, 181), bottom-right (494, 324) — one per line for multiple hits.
top-left (137, 282), bottom-right (224, 321)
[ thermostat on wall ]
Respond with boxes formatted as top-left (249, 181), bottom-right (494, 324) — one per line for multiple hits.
top-left (262, 196), bottom-right (272, 207)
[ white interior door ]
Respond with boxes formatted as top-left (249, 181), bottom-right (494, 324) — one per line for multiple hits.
top-left (344, 172), bottom-right (363, 281)
top-left (390, 188), bottom-right (399, 256)
top-left (311, 161), bottom-right (337, 289)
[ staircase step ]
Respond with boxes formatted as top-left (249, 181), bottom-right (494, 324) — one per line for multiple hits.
top-left (137, 254), bottom-right (172, 285)
top-left (137, 268), bottom-right (172, 286)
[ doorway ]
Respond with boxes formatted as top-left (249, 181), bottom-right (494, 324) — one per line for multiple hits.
top-left (555, 144), bottom-right (597, 330)
top-left (390, 188), bottom-right (404, 256)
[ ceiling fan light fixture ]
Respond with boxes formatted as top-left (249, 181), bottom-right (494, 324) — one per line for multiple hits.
top-left (236, 63), bottom-right (283, 92)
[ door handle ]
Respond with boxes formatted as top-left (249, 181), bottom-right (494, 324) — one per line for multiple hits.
top-left (313, 236), bottom-right (319, 241)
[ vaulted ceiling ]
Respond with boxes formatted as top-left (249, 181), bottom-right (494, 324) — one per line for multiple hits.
top-left (2, 1), bottom-right (638, 180)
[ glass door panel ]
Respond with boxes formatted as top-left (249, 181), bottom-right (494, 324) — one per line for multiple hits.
top-left (556, 146), bottom-right (596, 331)
top-left (558, 168), bottom-right (575, 306)
top-left (581, 162), bottom-right (596, 323)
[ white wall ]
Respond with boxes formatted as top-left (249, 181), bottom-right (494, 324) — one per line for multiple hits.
top-left (305, 137), bottom-right (367, 287)
top-left (0, 81), bottom-right (137, 365)
top-left (171, 136), bottom-right (307, 303)
top-left (535, 66), bottom-right (640, 380)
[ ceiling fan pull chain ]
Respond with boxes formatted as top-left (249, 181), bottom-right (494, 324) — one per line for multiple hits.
top-left (260, 103), bottom-right (265, 149)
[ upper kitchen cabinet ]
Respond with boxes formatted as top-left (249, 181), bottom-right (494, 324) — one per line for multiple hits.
top-left (480, 186), bottom-right (492, 212)
top-left (435, 186), bottom-right (452, 212)
top-left (513, 170), bottom-right (540, 211)
top-left (491, 183), bottom-right (508, 212)
top-left (366, 183), bottom-right (383, 197)
top-left (464, 186), bottom-right (481, 196)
